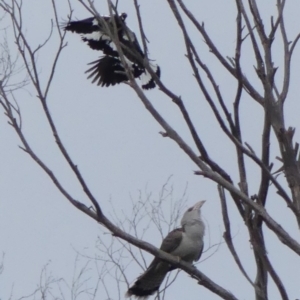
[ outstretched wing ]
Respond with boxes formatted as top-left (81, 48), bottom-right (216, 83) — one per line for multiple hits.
top-left (85, 56), bottom-right (144, 87)
top-left (63, 13), bottom-right (127, 56)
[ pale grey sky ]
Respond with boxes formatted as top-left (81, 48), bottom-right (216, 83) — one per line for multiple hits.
top-left (1, 1), bottom-right (300, 299)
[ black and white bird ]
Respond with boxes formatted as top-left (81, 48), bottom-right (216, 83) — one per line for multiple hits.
top-left (63, 13), bottom-right (160, 89)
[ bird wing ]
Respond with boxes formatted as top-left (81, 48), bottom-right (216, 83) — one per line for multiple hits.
top-left (145, 228), bottom-right (183, 272)
top-left (63, 15), bottom-right (126, 56)
top-left (85, 56), bottom-right (144, 87)
top-left (159, 228), bottom-right (183, 254)
top-left (62, 17), bottom-right (98, 34)
top-left (195, 242), bottom-right (204, 262)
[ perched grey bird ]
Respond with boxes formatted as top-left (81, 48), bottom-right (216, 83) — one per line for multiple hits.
top-left (126, 200), bottom-right (206, 299)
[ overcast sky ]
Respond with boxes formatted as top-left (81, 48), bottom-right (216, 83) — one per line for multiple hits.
top-left (1, 1), bottom-right (300, 299)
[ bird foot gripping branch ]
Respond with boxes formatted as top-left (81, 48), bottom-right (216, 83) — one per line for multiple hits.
top-left (125, 200), bottom-right (206, 299)
top-left (63, 13), bottom-right (160, 90)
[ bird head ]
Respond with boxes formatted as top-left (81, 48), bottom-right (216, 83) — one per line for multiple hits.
top-left (181, 200), bottom-right (205, 226)
top-left (120, 13), bottom-right (127, 21)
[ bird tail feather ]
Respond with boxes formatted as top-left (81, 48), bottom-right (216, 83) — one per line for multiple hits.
top-left (125, 262), bottom-right (169, 299)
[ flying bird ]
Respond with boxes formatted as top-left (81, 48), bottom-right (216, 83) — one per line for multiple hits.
top-left (63, 13), bottom-right (160, 89)
top-left (125, 200), bottom-right (206, 299)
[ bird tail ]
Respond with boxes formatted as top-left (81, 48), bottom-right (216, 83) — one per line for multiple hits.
top-left (125, 262), bottom-right (169, 299)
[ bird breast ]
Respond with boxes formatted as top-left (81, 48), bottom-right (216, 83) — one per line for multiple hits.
top-left (171, 224), bottom-right (204, 263)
